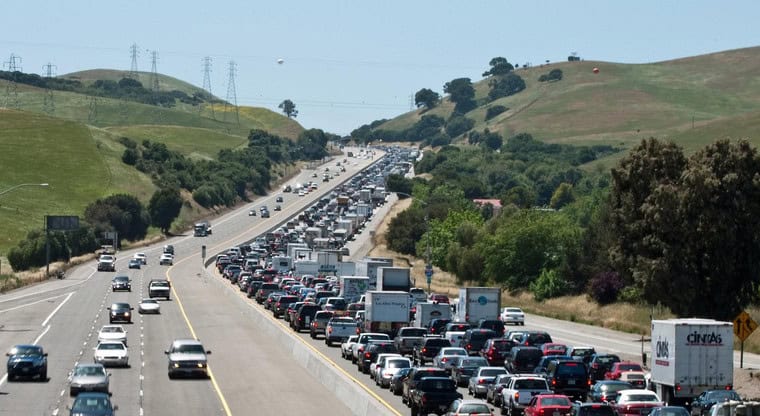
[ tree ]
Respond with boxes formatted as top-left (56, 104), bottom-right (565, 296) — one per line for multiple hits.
top-left (550, 183), bottom-right (575, 209)
top-left (443, 78), bottom-right (476, 114)
top-left (609, 138), bottom-right (760, 320)
top-left (482, 57), bottom-right (515, 77)
top-left (278, 99), bottom-right (298, 118)
top-left (148, 187), bottom-right (183, 234)
top-left (445, 115), bottom-right (475, 138)
top-left (414, 88), bottom-right (440, 110)
top-left (84, 194), bottom-right (150, 242)
top-left (482, 130), bottom-right (503, 151)
top-left (488, 73), bottom-right (526, 101)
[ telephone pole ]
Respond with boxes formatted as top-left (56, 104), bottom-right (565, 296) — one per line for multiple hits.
top-left (3, 53), bottom-right (22, 109)
top-left (223, 60), bottom-right (239, 126)
top-left (201, 56), bottom-right (215, 119)
top-left (128, 43), bottom-right (139, 79)
top-left (42, 62), bottom-right (57, 115)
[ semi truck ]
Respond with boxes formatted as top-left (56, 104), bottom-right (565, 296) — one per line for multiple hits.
top-left (413, 302), bottom-right (452, 329)
top-left (455, 287), bottom-right (501, 324)
top-left (376, 267), bottom-right (411, 292)
top-left (338, 276), bottom-right (370, 303)
top-left (193, 221), bottom-right (212, 237)
top-left (649, 318), bottom-right (734, 406)
top-left (363, 291), bottom-right (411, 337)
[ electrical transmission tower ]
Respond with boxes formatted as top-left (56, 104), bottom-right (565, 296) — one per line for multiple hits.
top-left (201, 56), bottom-right (215, 119)
top-left (128, 43), bottom-right (139, 79)
top-left (42, 62), bottom-right (57, 115)
top-left (3, 53), bottom-right (22, 109)
top-left (149, 50), bottom-right (162, 123)
top-left (223, 60), bottom-right (239, 125)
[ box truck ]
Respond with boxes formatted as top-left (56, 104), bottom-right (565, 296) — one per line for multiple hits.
top-left (376, 267), bottom-right (411, 292)
top-left (364, 291), bottom-right (411, 337)
top-left (649, 318), bottom-right (734, 406)
top-left (293, 260), bottom-right (319, 278)
top-left (413, 302), bottom-right (452, 329)
top-left (339, 276), bottom-right (370, 303)
top-left (455, 287), bottom-right (501, 324)
top-left (355, 257), bottom-right (393, 289)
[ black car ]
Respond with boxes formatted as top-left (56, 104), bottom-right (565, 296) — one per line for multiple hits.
top-left (442, 322), bottom-right (471, 335)
top-left (401, 366), bottom-right (451, 406)
top-left (514, 330), bottom-right (553, 348)
top-left (390, 367), bottom-right (412, 396)
top-left (273, 295), bottom-right (298, 318)
top-left (545, 359), bottom-right (591, 401)
top-left (358, 341), bottom-right (399, 373)
top-left (479, 338), bottom-right (515, 366)
top-left (461, 329), bottom-right (498, 356)
top-left (653, 407), bottom-right (691, 416)
top-left (428, 319), bottom-right (451, 335)
top-left (111, 275), bottom-right (131, 292)
top-left (69, 392), bottom-right (117, 416)
top-left (414, 337), bottom-right (452, 365)
top-left (588, 353), bottom-right (621, 381)
top-left (450, 356), bottom-right (489, 387)
top-left (571, 402), bottom-right (616, 416)
top-left (690, 390), bottom-right (742, 416)
top-left (108, 302), bottom-right (134, 323)
top-left (587, 380), bottom-right (632, 403)
top-left (505, 346), bottom-right (543, 373)
top-left (478, 319), bottom-right (506, 337)
top-left (292, 303), bottom-right (321, 332)
top-left (6, 344), bottom-right (47, 381)
top-left (534, 355), bottom-right (573, 377)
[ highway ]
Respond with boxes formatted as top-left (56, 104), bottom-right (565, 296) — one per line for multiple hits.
top-left (0, 147), bottom-right (376, 416)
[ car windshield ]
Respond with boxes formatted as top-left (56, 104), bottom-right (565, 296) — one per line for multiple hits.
top-left (540, 397), bottom-right (572, 406)
top-left (10, 346), bottom-right (42, 356)
top-left (596, 356), bottom-right (618, 364)
top-left (111, 303), bottom-right (129, 310)
top-left (142, 299), bottom-right (158, 304)
top-left (427, 339), bottom-right (451, 347)
top-left (619, 363), bottom-right (642, 371)
top-left (462, 358), bottom-right (488, 367)
top-left (72, 396), bottom-right (112, 411)
top-left (176, 344), bottom-right (205, 354)
top-left (419, 379), bottom-right (456, 391)
top-left (461, 403), bottom-right (491, 413)
top-left (492, 340), bottom-right (513, 351)
top-left (481, 368), bottom-right (507, 377)
top-left (557, 362), bottom-right (587, 376)
top-left (515, 379), bottom-right (548, 389)
top-left (98, 343), bottom-right (125, 351)
top-left (75, 366), bottom-right (105, 376)
top-left (707, 391), bottom-right (741, 401)
top-left (602, 383), bottom-right (632, 392)
top-left (388, 360), bottom-right (410, 369)
top-left (404, 328), bottom-right (428, 337)
top-left (581, 407), bottom-right (616, 416)
top-left (114, 276), bottom-right (128, 282)
top-left (506, 308), bottom-right (522, 313)
top-left (625, 394), bottom-right (659, 402)
top-left (101, 327), bottom-right (124, 333)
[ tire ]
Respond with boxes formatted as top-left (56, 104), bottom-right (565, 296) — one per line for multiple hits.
top-left (410, 404), bottom-right (419, 416)
top-left (40, 369), bottom-right (47, 380)
top-left (326, 339), bottom-right (332, 347)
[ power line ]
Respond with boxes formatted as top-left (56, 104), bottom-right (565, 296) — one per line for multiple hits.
top-left (224, 60), bottom-right (239, 126)
top-left (128, 43), bottom-right (139, 79)
top-left (3, 53), bottom-right (22, 109)
top-left (201, 56), bottom-right (215, 119)
top-left (42, 62), bottom-right (57, 115)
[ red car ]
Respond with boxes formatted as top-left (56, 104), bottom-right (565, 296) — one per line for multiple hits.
top-left (524, 394), bottom-right (572, 416)
top-left (604, 361), bottom-right (644, 380)
top-left (429, 293), bottom-right (450, 304)
top-left (610, 389), bottom-right (663, 416)
top-left (541, 343), bottom-right (569, 356)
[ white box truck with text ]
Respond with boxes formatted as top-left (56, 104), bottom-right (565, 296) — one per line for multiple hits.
top-left (455, 287), bottom-right (501, 324)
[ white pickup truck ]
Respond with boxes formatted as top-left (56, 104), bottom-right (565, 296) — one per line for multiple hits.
top-left (350, 333), bottom-right (390, 364)
top-left (325, 317), bottom-right (359, 346)
top-left (500, 375), bottom-right (551, 416)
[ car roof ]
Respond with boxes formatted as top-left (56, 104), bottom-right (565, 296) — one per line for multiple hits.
top-left (172, 338), bottom-right (203, 346)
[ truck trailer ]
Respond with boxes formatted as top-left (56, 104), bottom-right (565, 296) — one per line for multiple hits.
top-left (455, 287), bottom-right (501, 324)
top-left (376, 267), bottom-right (411, 292)
top-left (649, 318), bottom-right (734, 406)
top-left (339, 276), bottom-right (370, 303)
top-left (363, 291), bottom-right (411, 337)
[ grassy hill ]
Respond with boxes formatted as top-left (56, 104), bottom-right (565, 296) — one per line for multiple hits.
top-left (375, 46), bottom-right (760, 167)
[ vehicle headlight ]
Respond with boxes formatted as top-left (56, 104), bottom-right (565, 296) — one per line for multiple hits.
top-left (197, 362), bottom-right (206, 368)
top-left (173, 362), bottom-right (180, 368)
top-left (124, 312), bottom-right (130, 316)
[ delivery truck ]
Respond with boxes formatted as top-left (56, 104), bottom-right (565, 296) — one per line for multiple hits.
top-left (376, 267), bottom-right (411, 292)
top-left (455, 287), bottom-right (501, 324)
top-left (363, 291), bottom-right (411, 337)
top-left (413, 302), bottom-right (452, 329)
top-left (355, 257), bottom-right (393, 289)
top-left (649, 318), bottom-right (734, 406)
top-left (339, 276), bottom-right (370, 303)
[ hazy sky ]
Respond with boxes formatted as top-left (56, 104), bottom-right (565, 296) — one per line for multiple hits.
top-left (2, 1), bottom-right (759, 135)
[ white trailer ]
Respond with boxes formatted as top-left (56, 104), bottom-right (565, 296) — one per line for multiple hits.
top-left (455, 287), bottom-right (501, 324)
top-left (293, 260), bottom-right (319, 278)
top-left (355, 257), bottom-right (393, 290)
top-left (270, 255), bottom-right (292, 274)
top-left (337, 261), bottom-right (356, 277)
top-left (287, 243), bottom-right (308, 259)
top-left (364, 291), bottom-right (411, 337)
top-left (649, 318), bottom-right (734, 406)
top-left (339, 276), bottom-right (370, 303)
top-left (413, 302), bottom-right (452, 329)
top-left (376, 267), bottom-right (411, 292)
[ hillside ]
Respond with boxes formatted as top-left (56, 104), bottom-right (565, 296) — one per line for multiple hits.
top-left (374, 46), bottom-right (760, 167)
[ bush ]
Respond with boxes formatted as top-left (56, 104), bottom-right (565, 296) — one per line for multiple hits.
top-left (445, 115), bottom-right (475, 138)
top-left (485, 105), bottom-right (508, 121)
top-left (588, 271), bottom-right (624, 304)
top-left (122, 148), bottom-right (139, 165)
top-left (530, 268), bottom-right (569, 301)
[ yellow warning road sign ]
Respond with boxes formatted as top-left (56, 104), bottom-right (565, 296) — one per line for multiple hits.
top-left (734, 311), bottom-right (758, 341)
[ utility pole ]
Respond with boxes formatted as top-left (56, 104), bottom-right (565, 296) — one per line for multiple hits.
top-left (201, 56), bottom-right (215, 119)
top-left (128, 43), bottom-right (139, 79)
top-left (223, 60), bottom-right (239, 126)
top-left (42, 62), bottom-right (57, 115)
top-left (3, 53), bottom-right (22, 109)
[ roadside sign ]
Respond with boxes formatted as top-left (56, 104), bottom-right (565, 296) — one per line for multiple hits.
top-left (734, 311), bottom-right (757, 341)
top-left (201, 245), bottom-right (206, 260)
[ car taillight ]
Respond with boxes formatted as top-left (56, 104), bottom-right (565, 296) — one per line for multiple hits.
top-left (725, 384), bottom-right (733, 390)
top-left (587, 379), bottom-right (592, 386)
top-left (328, 327), bottom-right (333, 334)
top-left (365, 352), bottom-right (371, 358)
top-left (675, 384), bottom-right (681, 392)
top-left (539, 409), bottom-right (545, 416)
top-left (551, 378), bottom-right (557, 386)
top-left (358, 347), bottom-right (364, 353)
top-left (355, 327), bottom-right (361, 334)
top-left (441, 358), bottom-right (448, 363)
top-left (422, 347), bottom-right (427, 353)
top-left (479, 379), bottom-right (487, 384)
top-left (514, 392), bottom-right (520, 400)
top-left (467, 344), bottom-right (471, 350)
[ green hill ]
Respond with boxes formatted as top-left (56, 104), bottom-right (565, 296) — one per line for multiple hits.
top-left (374, 46), bottom-right (760, 166)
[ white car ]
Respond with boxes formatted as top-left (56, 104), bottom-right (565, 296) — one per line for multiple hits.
top-left (93, 341), bottom-right (129, 367)
top-left (138, 298), bottom-right (161, 314)
top-left (432, 347), bottom-right (468, 369)
top-left (370, 353), bottom-right (402, 379)
top-left (500, 307), bottom-right (525, 326)
top-left (159, 253), bottom-right (174, 266)
top-left (298, 191), bottom-right (305, 197)
top-left (98, 325), bottom-right (127, 346)
top-left (341, 335), bottom-right (359, 360)
top-left (375, 357), bottom-right (412, 388)
top-left (133, 252), bottom-right (147, 265)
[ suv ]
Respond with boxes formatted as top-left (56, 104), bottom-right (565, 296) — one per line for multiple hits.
top-left (588, 353), bottom-right (621, 382)
top-left (478, 319), bottom-right (506, 336)
top-left (111, 275), bottom-right (131, 292)
top-left (358, 341), bottom-right (398, 373)
top-left (292, 303), bottom-right (321, 332)
top-left (97, 255), bottom-right (116, 272)
top-left (461, 329), bottom-right (498, 356)
top-left (413, 336), bottom-right (451, 365)
top-left (164, 339), bottom-right (211, 379)
top-left (148, 279), bottom-right (171, 300)
top-left (255, 283), bottom-right (281, 304)
top-left (479, 338), bottom-right (515, 366)
top-left (273, 295), bottom-right (298, 318)
top-left (309, 311), bottom-right (335, 339)
top-left (515, 331), bottom-right (553, 348)
top-left (5, 344), bottom-right (47, 381)
top-left (108, 302), bottom-right (133, 324)
top-left (546, 359), bottom-right (591, 401)
top-left (401, 366), bottom-right (451, 407)
top-left (505, 346), bottom-right (543, 373)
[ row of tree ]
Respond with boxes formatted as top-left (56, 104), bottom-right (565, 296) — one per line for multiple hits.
top-left (386, 137), bottom-right (758, 320)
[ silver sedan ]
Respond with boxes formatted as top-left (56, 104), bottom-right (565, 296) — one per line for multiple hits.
top-left (69, 363), bottom-right (110, 396)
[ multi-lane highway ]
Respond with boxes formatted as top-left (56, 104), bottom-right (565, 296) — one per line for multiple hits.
top-left (0, 147), bottom-right (378, 415)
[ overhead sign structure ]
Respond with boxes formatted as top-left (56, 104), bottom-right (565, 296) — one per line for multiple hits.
top-left (734, 311), bottom-right (758, 341)
top-left (46, 215), bottom-right (79, 231)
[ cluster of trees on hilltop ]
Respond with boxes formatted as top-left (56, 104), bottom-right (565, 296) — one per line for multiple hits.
top-left (386, 136), bottom-right (760, 320)
top-left (0, 70), bottom-right (213, 108)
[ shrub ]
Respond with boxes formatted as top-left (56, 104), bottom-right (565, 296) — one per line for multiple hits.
top-left (588, 271), bottom-right (625, 304)
top-left (485, 105), bottom-right (508, 121)
top-left (530, 268), bottom-right (569, 301)
top-left (445, 115), bottom-right (475, 138)
top-left (122, 148), bottom-right (139, 165)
